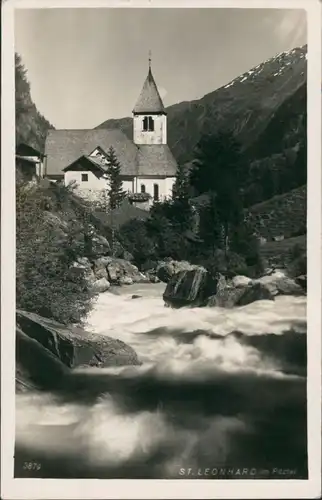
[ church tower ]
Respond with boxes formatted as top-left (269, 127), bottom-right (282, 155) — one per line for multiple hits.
top-left (132, 55), bottom-right (167, 145)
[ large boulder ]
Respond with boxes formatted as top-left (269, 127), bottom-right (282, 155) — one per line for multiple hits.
top-left (69, 261), bottom-right (96, 286)
top-left (207, 280), bottom-right (274, 308)
top-left (16, 327), bottom-right (69, 393)
top-left (16, 310), bottom-right (141, 371)
top-left (156, 260), bottom-right (197, 283)
top-left (91, 234), bottom-right (111, 257)
top-left (163, 267), bottom-right (218, 308)
top-left (119, 276), bottom-right (133, 285)
top-left (253, 270), bottom-right (304, 296)
top-left (231, 275), bottom-right (252, 288)
top-left (94, 256), bottom-right (112, 269)
top-left (236, 282), bottom-right (275, 306)
top-left (106, 258), bottom-right (148, 284)
top-left (94, 267), bottom-right (108, 280)
top-left (91, 277), bottom-right (110, 293)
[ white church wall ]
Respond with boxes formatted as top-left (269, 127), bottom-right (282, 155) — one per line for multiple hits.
top-left (136, 176), bottom-right (174, 202)
top-left (133, 114), bottom-right (167, 144)
top-left (122, 178), bottom-right (135, 193)
top-left (166, 177), bottom-right (176, 197)
top-left (64, 170), bottom-right (135, 203)
top-left (65, 170), bottom-right (103, 190)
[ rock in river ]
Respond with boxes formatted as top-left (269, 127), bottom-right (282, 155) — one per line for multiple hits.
top-left (163, 267), bottom-right (218, 308)
top-left (16, 309), bottom-right (141, 392)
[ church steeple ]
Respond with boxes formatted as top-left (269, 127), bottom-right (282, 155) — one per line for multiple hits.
top-left (132, 55), bottom-right (167, 145)
top-left (133, 53), bottom-right (166, 115)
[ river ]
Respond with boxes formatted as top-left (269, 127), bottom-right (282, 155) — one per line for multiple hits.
top-left (15, 283), bottom-right (308, 479)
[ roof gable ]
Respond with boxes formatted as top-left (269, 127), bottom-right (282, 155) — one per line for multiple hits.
top-left (133, 68), bottom-right (166, 114)
top-left (63, 155), bottom-right (105, 175)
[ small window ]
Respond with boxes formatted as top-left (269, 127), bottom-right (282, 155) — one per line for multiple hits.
top-left (153, 183), bottom-right (159, 201)
top-left (81, 173), bottom-right (88, 182)
top-left (148, 117), bottom-right (154, 131)
top-left (142, 116), bottom-right (154, 132)
top-left (141, 184), bottom-right (146, 193)
top-left (142, 117), bottom-right (148, 131)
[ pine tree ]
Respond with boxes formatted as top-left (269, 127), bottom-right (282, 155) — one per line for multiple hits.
top-left (171, 163), bottom-right (193, 231)
top-left (172, 163), bottom-right (190, 201)
top-left (189, 131), bottom-right (244, 253)
top-left (105, 146), bottom-right (126, 210)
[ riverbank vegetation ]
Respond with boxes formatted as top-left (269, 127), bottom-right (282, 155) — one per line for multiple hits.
top-left (119, 131), bottom-right (267, 279)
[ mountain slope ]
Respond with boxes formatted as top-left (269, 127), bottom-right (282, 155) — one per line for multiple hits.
top-left (15, 53), bottom-right (54, 151)
top-left (97, 45), bottom-right (307, 166)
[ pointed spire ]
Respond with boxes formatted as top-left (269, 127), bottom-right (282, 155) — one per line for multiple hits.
top-left (133, 55), bottom-right (165, 114)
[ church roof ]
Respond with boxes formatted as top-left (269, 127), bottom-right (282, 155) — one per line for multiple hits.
top-left (137, 145), bottom-right (177, 176)
top-left (45, 129), bottom-right (178, 178)
top-left (133, 67), bottom-right (166, 114)
top-left (45, 129), bottom-right (138, 177)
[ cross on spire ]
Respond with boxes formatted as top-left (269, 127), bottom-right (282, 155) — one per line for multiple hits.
top-left (148, 50), bottom-right (152, 70)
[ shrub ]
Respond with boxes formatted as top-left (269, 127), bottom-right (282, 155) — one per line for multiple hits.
top-left (118, 218), bottom-right (156, 268)
top-left (202, 250), bottom-right (249, 279)
top-left (16, 181), bottom-right (96, 324)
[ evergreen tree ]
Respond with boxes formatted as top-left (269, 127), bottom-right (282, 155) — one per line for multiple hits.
top-left (172, 163), bottom-right (190, 201)
top-left (105, 146), bottom-right (126, 210)
top-left (171, 163), bottom-right (193, 231)
top-left (189, 131), bottom-right (244, 252)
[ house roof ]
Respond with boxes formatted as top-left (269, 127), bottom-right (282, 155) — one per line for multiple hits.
top-left (133, 67), bottom-right (166, 114)
top-left (16, 154), bottom-right (39, 165)
top-left (63, 155), bottom-right (106, 173)
top-left (45, 129), bottom-right (138, 177)
top-left (137, 145), bottom-right (177, 176)
top-left (16, 143), bottom-right (44, 158)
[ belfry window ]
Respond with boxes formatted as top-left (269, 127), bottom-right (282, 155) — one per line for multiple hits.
top-left (142, 116), bottom-right (154, 132)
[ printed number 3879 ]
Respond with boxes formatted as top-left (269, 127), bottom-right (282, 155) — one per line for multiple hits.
top-left (23, 461), bottom-right (41, 471)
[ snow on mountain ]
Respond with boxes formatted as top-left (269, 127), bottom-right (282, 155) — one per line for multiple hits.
top-left (223, 44), bottom-right (307, 89)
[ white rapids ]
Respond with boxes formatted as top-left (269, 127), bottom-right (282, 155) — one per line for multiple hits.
top-left (15, 284), bottom-right (308, 479)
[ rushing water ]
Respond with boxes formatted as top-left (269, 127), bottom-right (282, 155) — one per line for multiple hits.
top-left (15, 283), bottom-right (308, 479)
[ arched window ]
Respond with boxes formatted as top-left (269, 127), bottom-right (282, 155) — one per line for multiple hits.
top-left (148, 117), bottom-right (154, 131)
top-left (142, 116), bottom-right (154, 132)
top-left (140, 184), bottom-right (146, 193)
top-left (142, 117), bottom-right (148, 131)
top-left (153, 183), bottom-right (159, 201)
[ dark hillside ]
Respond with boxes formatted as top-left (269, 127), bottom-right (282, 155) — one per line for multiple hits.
top-left (15, 53), bottom-right (54, 151)
top-left (246, 185), bottom-right (307, 240)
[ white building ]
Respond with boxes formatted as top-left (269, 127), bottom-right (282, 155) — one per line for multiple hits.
top-left (44, 60), bottom-right (177, 207)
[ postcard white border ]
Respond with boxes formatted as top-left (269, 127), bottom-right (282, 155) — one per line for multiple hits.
top-left (1, 0), bottom-right (321, 498)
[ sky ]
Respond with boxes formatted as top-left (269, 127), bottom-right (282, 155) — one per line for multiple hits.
top-left (15, 8), bottom-right (307, 129)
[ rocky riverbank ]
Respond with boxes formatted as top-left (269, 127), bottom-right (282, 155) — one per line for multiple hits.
top-left (159, 260), bottom-right (305, 309)
top-left (16, 309), bottom-right (141, 393)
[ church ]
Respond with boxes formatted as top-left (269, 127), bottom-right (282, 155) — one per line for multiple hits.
top-left (44, 59), bottom-right (178, 207)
